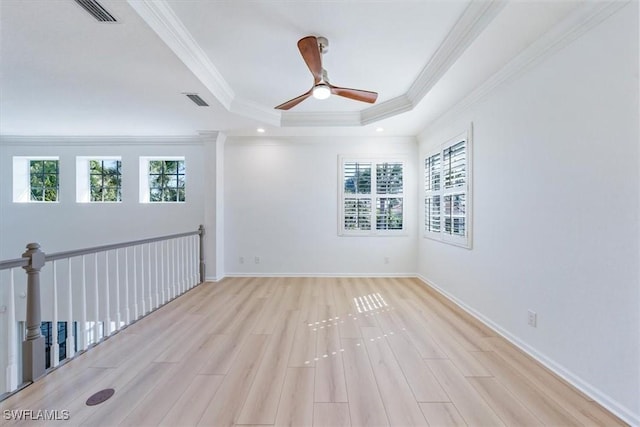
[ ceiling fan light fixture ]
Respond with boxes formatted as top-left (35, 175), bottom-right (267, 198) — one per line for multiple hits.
top-left (312, 84), bottom-right (331, 100)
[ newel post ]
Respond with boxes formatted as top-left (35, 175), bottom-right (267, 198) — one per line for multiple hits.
top-left (22, 243), bottom-right (46, 382)
top-left (198, 225), bottom-right (205, 283)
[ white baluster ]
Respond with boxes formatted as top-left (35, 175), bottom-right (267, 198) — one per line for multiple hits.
top-left (104, 252), bottom-right (111, 336)
top-left (94, 254), bottom-right (101, 341)
top-left (182, 237), bottom-right (186, 292)
top-left (133, 246), bottom-right (138, 320)
top-left (188, 236), bottom-right (193, 289)
top-left (160, 241), bottom-right (166, 305)
top-left (51, 261), bottom-right (59, 368)
top-left (66, 258), bottom-right (75, 359)
top-left (124, 247), bottom-right (130, 324)
top-left (140, 245), bottom-right (146, 315)
top-left (154, 243), bottom-right (159, 308)
top-left (115, 249), bottom-right (121, 330)
top-left (147, 244), bottom-right (153, 310)
top-left (172, 239), bottom-right (177, 298)
top-left (6, 269), bottom-right (18, 391)
top-left (79, 256), bottom-right (87, 350)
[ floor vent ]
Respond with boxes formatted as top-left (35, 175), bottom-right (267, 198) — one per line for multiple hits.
top-left (185, 93), bottom-right (209, 107)
top-left (74, 0), bottom-right (117, 22)
top-left (86, 388), bottom-right (115, 406)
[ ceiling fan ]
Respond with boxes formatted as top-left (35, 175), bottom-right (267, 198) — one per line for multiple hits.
top-left (275, 36), bottom-right (378, 110)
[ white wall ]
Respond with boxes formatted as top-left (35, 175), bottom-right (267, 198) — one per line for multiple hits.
top-left (417, 3), bottom-right (639, 422)
top-left (224, 136), bottom-right (418, 276)
top-left (0, 138), bottom-right (206, 258)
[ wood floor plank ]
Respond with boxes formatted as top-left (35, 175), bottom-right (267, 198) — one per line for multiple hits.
top-left (486, 337), bottom-right (627, 426)
top-left (471, 350), bottom-right (581, 426)
top-left (236, 310), bottom-right (301, 424)
top-left (467, 376), bottom-right (543, 426)
top-left (160, 374), bottom-right (224, 427)
top-left (383, 326), bottom-right (449, 402)
top-left (197, 334), bottom-right (269, 427)
top-left (380, 300), bottom-right (447, 359)
top-left (80, 362), bottom-right (172, 426)
top-left (289, 283), bottom-right (319, 368)
top-left (341, 338), bottom-right (389, 427)
top-left (425, 359), bottom-right (505, 427)
top-left (361, 327), bottom-right (429, 426)
top-left (313, 403), bottom-right (351, 427)
top-left (315, 305), bottom-right (348, 402)
top-left (274, 367), bottom-right (315, 427)
top-left (419, 402), bottom-right (468, 427)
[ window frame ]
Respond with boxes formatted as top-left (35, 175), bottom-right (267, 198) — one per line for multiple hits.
top-left (76, 156), bottom-right (122, 203)
top-left (139, 156), bottom-right (186, 203)
top-left (423, 128), bottom-right (472, 248)
top-left (12, 156), bottom-right (60, 203)
top-left (338, 155), bottom-right (407, 237)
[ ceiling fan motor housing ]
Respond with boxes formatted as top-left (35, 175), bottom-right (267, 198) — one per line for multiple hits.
top-left (317, 36), bottom-right (329, 53)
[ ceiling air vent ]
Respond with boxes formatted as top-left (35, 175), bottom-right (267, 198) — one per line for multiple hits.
top-left (185, 94), bottom-right (209, 107)
top-left (74, 0), bottom-right (117, 22)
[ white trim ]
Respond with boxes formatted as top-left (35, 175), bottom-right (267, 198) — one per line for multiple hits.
top-left (126, 0), bottom-right (235, 109)
top-left (422, 126), bottom-right (472, 248)
top-left (414, 274), bottom-right (639, 427)
top-left (281, 111), bottom-right (362, 128)
top-left (223, 273), bottom-right (417, 278)
top-left (407, 0), bottom-right (506, 103)
top-left (139, 156), bottom-right (186, 204)
top-left (423, 1), bottom-right (630, 135)
top-left (75, 156), bottom-right (123, 203)
top-left (0, 135), bottom-right (204, 146)
top-left (338, 156), bottom-right (407, 237)
top-left (12, 156), bottom-right (60, 203)
top-left (127, 0), bottom-right (503, 127)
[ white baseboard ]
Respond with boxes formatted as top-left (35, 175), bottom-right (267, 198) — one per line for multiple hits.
top-left (415, 274), bottom-right (639, 427)
top-left (222, 272), bottom-right (417, 278)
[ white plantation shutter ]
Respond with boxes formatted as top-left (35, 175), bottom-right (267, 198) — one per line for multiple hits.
top-left (424, 130), bottom-right (471, 247)
top-left (340, 157), bottom-right (405, 235)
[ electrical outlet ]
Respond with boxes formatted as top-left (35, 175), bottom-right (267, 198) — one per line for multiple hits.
top-left (527, 310), bottom-right (537, 327)
top-left (254, 256), bottom-right (260, 264)
top-left (384, 257), bottom-right (390, 264)
top-left (239, 257), bottom-right (244, 264)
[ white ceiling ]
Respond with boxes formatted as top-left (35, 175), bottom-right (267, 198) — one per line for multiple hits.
top-left (0, 0), bottom-right (586, 137)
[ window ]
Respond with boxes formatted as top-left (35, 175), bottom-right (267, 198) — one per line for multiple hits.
top-left (90, 159), bottom-right (122, 202)
top-left (30, 159), bottom-right (59, 202)
top-left (139, 157), bottom-right (186, 203)
top-left (424, 129), bottom-right (472, 247)
top-left (13, 157), bottom-right (60, 203)
top-left (340, 157), bottom-right (405, 235)
top-left (76, 157), bottom-right (122, 203)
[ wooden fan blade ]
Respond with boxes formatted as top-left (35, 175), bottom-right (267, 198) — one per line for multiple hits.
top-left (274, 90), bottom-right (312, 110)
top-left (297, 36), bottom-right (322, 83)
top-left (330, 85), bottom-right (378, 104)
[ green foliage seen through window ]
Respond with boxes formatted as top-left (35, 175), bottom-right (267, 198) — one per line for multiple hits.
top-left (30, 160), bottom-right (59, 202)
top-left (149, 160), bottom-right (185, 202)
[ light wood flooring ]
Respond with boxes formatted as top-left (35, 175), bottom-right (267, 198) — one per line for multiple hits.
top-left (0, 277), bottom-right (627, 426)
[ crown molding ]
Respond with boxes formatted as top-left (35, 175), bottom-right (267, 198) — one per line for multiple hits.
top-left (281, 111), bottom-right (362, 127)
top-left (0, 135), bottom-right (203, 146)
top-left (128, 0), bottom-right (504, 128)
top-left (127, 0), bottom-right (235, 109)
top-left (423, 0), bottom-right (631, 134)
top-left (230, 98), bottom-right (282, 126)
top-left (361, 95), bottom-right (413, 125)
top-left (407, 0), bottom-right (507, 105)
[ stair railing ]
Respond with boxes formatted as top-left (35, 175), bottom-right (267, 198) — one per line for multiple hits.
top-left (0, 225), bottom-right (205, 399)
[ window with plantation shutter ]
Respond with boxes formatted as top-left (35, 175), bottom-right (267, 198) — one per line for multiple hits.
top-left (424, 129), bottom-right (472, 247)
top-left (340, 157), bottom-right (405, 235)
